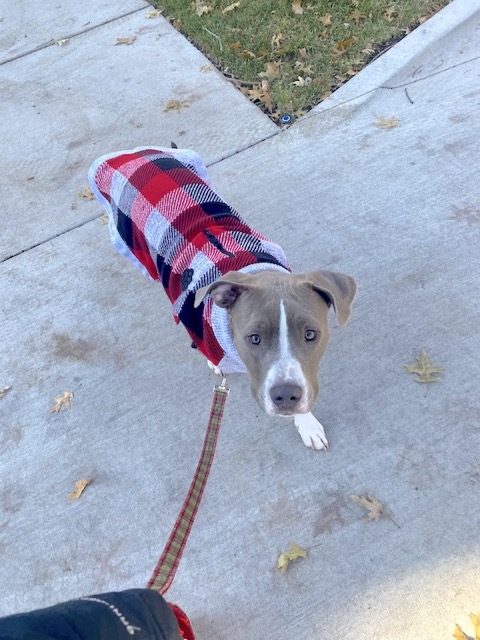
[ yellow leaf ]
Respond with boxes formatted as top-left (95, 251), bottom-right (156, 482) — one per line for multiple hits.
top-left (0, 386), bottom-right (11, 399)
top-left (78, 186), bottom-right (94, 201)
top-left (163, 99), bottom-right (190, 112)
top-left (146, 9), bottom-right (163, 18)
top-left (55, 38), bottom-right (69, 46)
top-left (292, 2), bottom-right (303, 15)
top-left (277, 542), bottom-right (307, 572)
top-left (298, 47), bottom-right (308, 59)
top-left (319, 13), bottom-right (332, 26)
top-left (222, 1), bottom-right (240, 13)
top-left (68, 478), bottom-right (92, 500)
top-left (100, 213), bottom-right (109, 225)
top-left (258, 61), bottom-right (281, 81)
top-left (201, 65), bottom-right (214, 72)
top-left (51, 391), bottom-right (74, 413)
top-left (403, 350), bottom-right (444, 383)
top-left (470, 612), bottom-right (480, 640)
top-left (115, 36), bottom-right (137, 45)
top-left (453, 623), bottom-right (469, 640)
top-left (229, 40), bottom-right (241, 50)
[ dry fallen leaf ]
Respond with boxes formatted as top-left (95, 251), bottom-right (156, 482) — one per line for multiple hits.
top-left (298, 47), bottom-right (308, 59)
top-left (383, 6), bottom-right (397, 22)
top-left (293, 76), bottom-right (312, 87)
top-left (347, 9), bottom-right (364, 23)
top-left (350, 493), bottom-right (400, 527)
top-left (78, 186), bottom-right (94, 200)
top-left (163, 99), bottom-right (190, 112)
top-left (319, 13), bottom-right (332, 26)
top-left (295, 60), bottom-right (313, 75)
top-left (0, 386), bottom-right (11, 399)
top-left (292, 2), bottom-right (303, 15)
top-left (248, 85), bottom-right (273, 112)
top-left (146, 9), bottom-right (163, 18)
top-left (258, 61), bottom-right (281, 81)
top-left (115, 36), bottom-right (137, 45)
top-left (239, 49), bottom-right (256, 59)
top-left (271, 31), bottom-right (284, 49)
top-left (334, 37), bottom-right (357, 53)
top-left (100, 213), bottom-right (109, 225)
top-left (373, 115), bottom-right (399, 129)
top-left (222, 1), bottom-right (240, 13)
top-left (51, 391), bottom-right (74, 413)
top-left (68, 478), bottom-right (92, 500)
top-left (193, 1), bottom-right (213, 16)
top-left (55, 38), bottom-right (69, 46)
top-left (277, 542), bottom-right (307, 572)
top-left (404, 350), bottom-right (445, 383)
top-left (201, 64), bottom-right (214, 72)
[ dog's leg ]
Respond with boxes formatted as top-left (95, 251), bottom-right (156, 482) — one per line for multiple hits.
top-left (207, 360), bottom-right (222, 376)
top-left (294, 413), bottom-right (329, 451)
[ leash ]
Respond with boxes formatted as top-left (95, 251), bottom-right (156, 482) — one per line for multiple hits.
top-left (147, 375), bottom-right (229, 594)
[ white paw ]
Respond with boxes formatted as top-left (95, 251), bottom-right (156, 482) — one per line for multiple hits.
top-left (294, 412), bottom-right (329, 451)
top-left (207, 360), bottom-right (222, 376)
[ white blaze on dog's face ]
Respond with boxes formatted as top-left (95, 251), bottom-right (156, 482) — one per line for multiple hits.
top-left (197, 270), bottom-right (356, 416)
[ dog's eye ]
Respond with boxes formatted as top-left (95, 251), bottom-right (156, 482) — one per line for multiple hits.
top-left (249, 334), bottom-right (261, 345)
top-left (305, 330), bottom-right (317, 342)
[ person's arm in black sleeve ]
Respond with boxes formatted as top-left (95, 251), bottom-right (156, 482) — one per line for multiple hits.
top-left (0, 588), bottom-right (183, 640)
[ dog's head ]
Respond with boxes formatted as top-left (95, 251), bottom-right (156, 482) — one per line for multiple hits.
top-left (195, 270), bottom-right (356, 416)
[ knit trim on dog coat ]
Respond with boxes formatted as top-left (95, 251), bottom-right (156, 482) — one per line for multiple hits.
top-left (88, 147), bottom-right (290, 373)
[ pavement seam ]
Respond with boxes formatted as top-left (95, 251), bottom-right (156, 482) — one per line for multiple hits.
top-left (0, 5), bottom-right (149, 67)
top-left (1, 215), bottom-right (103, 264)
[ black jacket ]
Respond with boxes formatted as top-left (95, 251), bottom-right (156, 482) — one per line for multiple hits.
top-left (0, 589), bottom-right (182, 640)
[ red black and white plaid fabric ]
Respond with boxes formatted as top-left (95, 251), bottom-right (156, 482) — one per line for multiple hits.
top-left (89, 147), bottom-right (290, 370)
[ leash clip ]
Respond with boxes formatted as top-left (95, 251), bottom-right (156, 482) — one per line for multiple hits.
top-left (214, 373), bottom-right (230, 395)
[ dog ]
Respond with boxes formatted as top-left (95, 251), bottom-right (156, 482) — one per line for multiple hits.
top-left (89, 147), bottom-right (356, 450)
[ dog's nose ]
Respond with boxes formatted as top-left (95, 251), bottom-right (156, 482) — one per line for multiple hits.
top-left (270, 383), bottom-right (303, 410)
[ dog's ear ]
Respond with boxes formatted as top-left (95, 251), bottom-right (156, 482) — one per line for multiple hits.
top-left (302, 271), bottom-right (357, 326)
top-left (194, 271), bottom-right (251, 309)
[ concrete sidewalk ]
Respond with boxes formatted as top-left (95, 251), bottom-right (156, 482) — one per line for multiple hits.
top-left (1, 1), bottom-right (480, 638)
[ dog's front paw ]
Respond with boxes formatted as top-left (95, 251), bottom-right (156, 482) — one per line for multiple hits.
top-left (294, 412), bottom-right (329, 451)
top-left (207, 360), bottom-right (222, 376)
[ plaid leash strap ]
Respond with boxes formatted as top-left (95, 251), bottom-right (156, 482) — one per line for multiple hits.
top-left (147, 381), bottom-right (229, 594)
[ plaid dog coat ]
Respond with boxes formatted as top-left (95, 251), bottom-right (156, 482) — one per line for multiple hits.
top-left (88, 147), bottom-right (290, 373)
